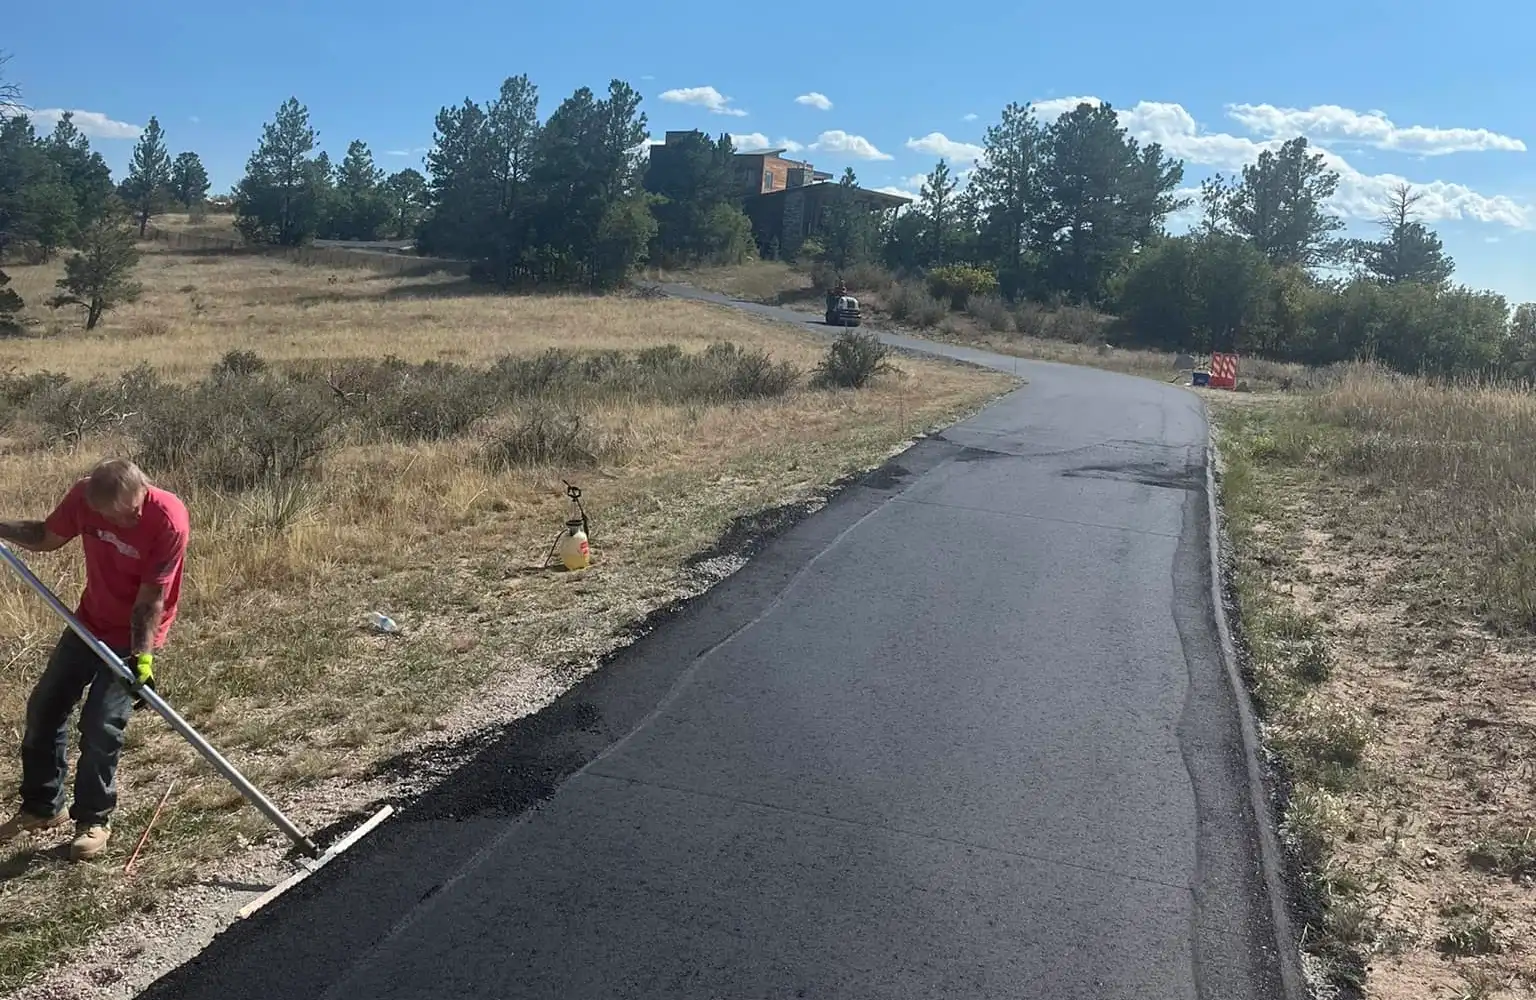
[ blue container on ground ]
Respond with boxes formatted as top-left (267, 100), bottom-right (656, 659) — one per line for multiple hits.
top-left (1192, 371), bottom-right (1211, 387)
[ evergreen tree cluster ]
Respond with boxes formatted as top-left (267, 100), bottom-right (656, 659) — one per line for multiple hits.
top-left (874, 100), bottom-right (1510, 377)
top-left (0, 48), bottom-right (1529, 374)
top-left (0, 52), bottom-right (162, 332)
top-left (237, 79), bottom-right (656, 288)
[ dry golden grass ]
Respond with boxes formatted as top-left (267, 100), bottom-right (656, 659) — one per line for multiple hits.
top-left (646, 259), bottom-right (816, 306)
top-left (151, 211), bottom-right (242, 242)
top-left (0, 246), bottom-right (1012, 993)
top-left (1215, 369), bottom-right (1536, 1000)
top-left (3, 254), bottom-right (851, 379)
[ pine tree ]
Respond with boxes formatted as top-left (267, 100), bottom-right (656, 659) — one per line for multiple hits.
top-left (1352, 183), bottom-right (1455, 287)
top-left (332, 140), bottom-right (391, 239)
top-left (235, 98), bottom-right (324, 246)
top-left (169, 151), bottom-right (210, 208)
top-left (1034, 102), bottom-right (1184, 304)
top-left (122, 115), bottom-right (172, 236)
top-left (47, 211), bottom-right (141, 329)
top-left (0, 268), bottom-right (23, 336)
top-left (643, 130), bottom-right (740, 263)
top-left (1202, 137), bottom-right (1343, 268)
top-left (821, 167), bottom-right (874, 269)
top-left (382, 168), bottom-right (428, 239)
top-left (419, 76), bottom-right (541, 280)
top-left (972, 103), bottom-right (1043, 289)
top-left (38, 113), bottom-right (114, 252)
top-left (918, 159), bottom-right (959, 266)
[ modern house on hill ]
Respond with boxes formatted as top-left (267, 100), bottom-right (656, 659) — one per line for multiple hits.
top-left (650, 131), bottom-right (911, 258)
top-left (731, 147), bottom-right (833, 194)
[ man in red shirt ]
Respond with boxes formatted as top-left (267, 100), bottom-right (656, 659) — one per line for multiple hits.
top-left (0, 459), bottom-right (190, 861)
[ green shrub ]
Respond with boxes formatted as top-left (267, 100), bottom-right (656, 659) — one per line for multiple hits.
top-left (885, 282), bottom-right (947, 328)
top-left (1436, 904), bottom-right (1502, 957)
top-left (136, 371), bottom-right (339, 490)
top-left (813, 332), bottom-right (896, 389)
top-left (25, 365), bottom-right (161, 445)
top-left (211, 349), bottom-right (268, 382)
top-left (1275, 698), bottom-right (1371, 788)
top-left (1014, 300), bottom-right (1112, 344)
top-left (912, 293), bottom-right (947, 328)
top-left (1295, 639), bottom-right (1334, 684)
top-left (721, 345), bottom-right (800, 399)
top-left (615, 341), bottom-right (798, 402)
top-left (481, 408), bottom-right (597, 469)
top-left (0, 370), bottom-right (67, 432)
top-left (18, 342), bottom-right (801, 486)
top-left (1466, 827), bottom-right (1536, 880)
top-left (376, 366), bottom-right (498, 441)
top-left (967, 294), bottom-right (1014, 332)
top-left (928, 264), bottom-right (999, 310)
top-left (845, 262), bottom-right (895, 295)
top-left (794, 237), bottom-right (826, 264)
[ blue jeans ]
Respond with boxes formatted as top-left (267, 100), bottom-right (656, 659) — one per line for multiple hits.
top-left (20, 629), bottom-right (135, 827)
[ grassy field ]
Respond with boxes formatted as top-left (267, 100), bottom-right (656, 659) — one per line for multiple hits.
top-left (151, 211), bottom-right (242, 243)
top-left (0, 244), bottom-right (1012, 992)
top-left (1215, 370), bottom-right (1536, 1000)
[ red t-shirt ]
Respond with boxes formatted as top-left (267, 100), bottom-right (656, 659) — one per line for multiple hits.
top-left (43, 481), bottom-right (190, 651)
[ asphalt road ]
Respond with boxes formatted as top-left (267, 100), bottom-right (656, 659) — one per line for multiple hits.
top-left (144, 292), bottom-right (1293, 999)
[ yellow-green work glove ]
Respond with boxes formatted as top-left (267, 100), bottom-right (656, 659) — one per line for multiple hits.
top-left (130, 653), bottom-right (155, 708)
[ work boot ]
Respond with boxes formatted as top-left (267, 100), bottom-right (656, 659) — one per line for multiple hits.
top-left (0, 809), bottom-right (67, 844)
top-left (68, 824), bottom-right (110, 862)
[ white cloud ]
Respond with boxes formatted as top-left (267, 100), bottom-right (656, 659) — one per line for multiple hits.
top-left (1108, 98), bottom-right (1533, 229)
top-left (1118, 100), bottom-right (1268, 170)
top-left (795, 92), bottom-right (833, 111)
top-left (1031, 96), bottom-right (1103, 121)
top-left (659, 86), bottom-right (747, 117)
top-left (962, 113), bottom-right (979, 122)
top-left (29, 108), bottom-right (141, 139)
top-left (640, 74), bottom-right (656, 81)
top-left (730, 133), bottom-right (804, 154)
top-left (1166, 186), bottom-right (1205, 229)
top-left (905, 131), bottom-right (985, 164)
top-left (810, 130), bottom-right (892, 161)
top-left (874, 185), bottom-right (921, 202)
top-left (385, 147), bottom-right (427, 157)
top-left (1317, 148), bottom-right (1531, 228)
top-left (1226, 103), bottom-right (1525, 156)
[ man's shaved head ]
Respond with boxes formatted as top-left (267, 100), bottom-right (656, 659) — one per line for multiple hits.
top-left (85, 459), bottom-right (150, 526)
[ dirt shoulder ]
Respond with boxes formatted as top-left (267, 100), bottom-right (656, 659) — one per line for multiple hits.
top-left (1212, 377), bottom-right (1536, 1000)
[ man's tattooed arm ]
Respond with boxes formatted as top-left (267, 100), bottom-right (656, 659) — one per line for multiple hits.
top-left (130, 584), bottom-right (168, 657)
top-left (0, 521), bottom-right (66, 553)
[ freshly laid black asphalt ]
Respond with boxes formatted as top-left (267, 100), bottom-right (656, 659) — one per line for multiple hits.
top-left (144, 291), bottom-right (1294, 999)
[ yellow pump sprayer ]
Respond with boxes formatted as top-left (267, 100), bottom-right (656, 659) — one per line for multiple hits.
top-left (545, 481), bottom-right (591, 572)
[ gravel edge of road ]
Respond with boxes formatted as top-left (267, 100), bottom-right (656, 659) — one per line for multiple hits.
top-left (1205, 427), bottom-right (1310, 1000)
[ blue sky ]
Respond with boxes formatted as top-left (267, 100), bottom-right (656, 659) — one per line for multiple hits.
top-left (9, 0), bottom-right (1535, 302)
